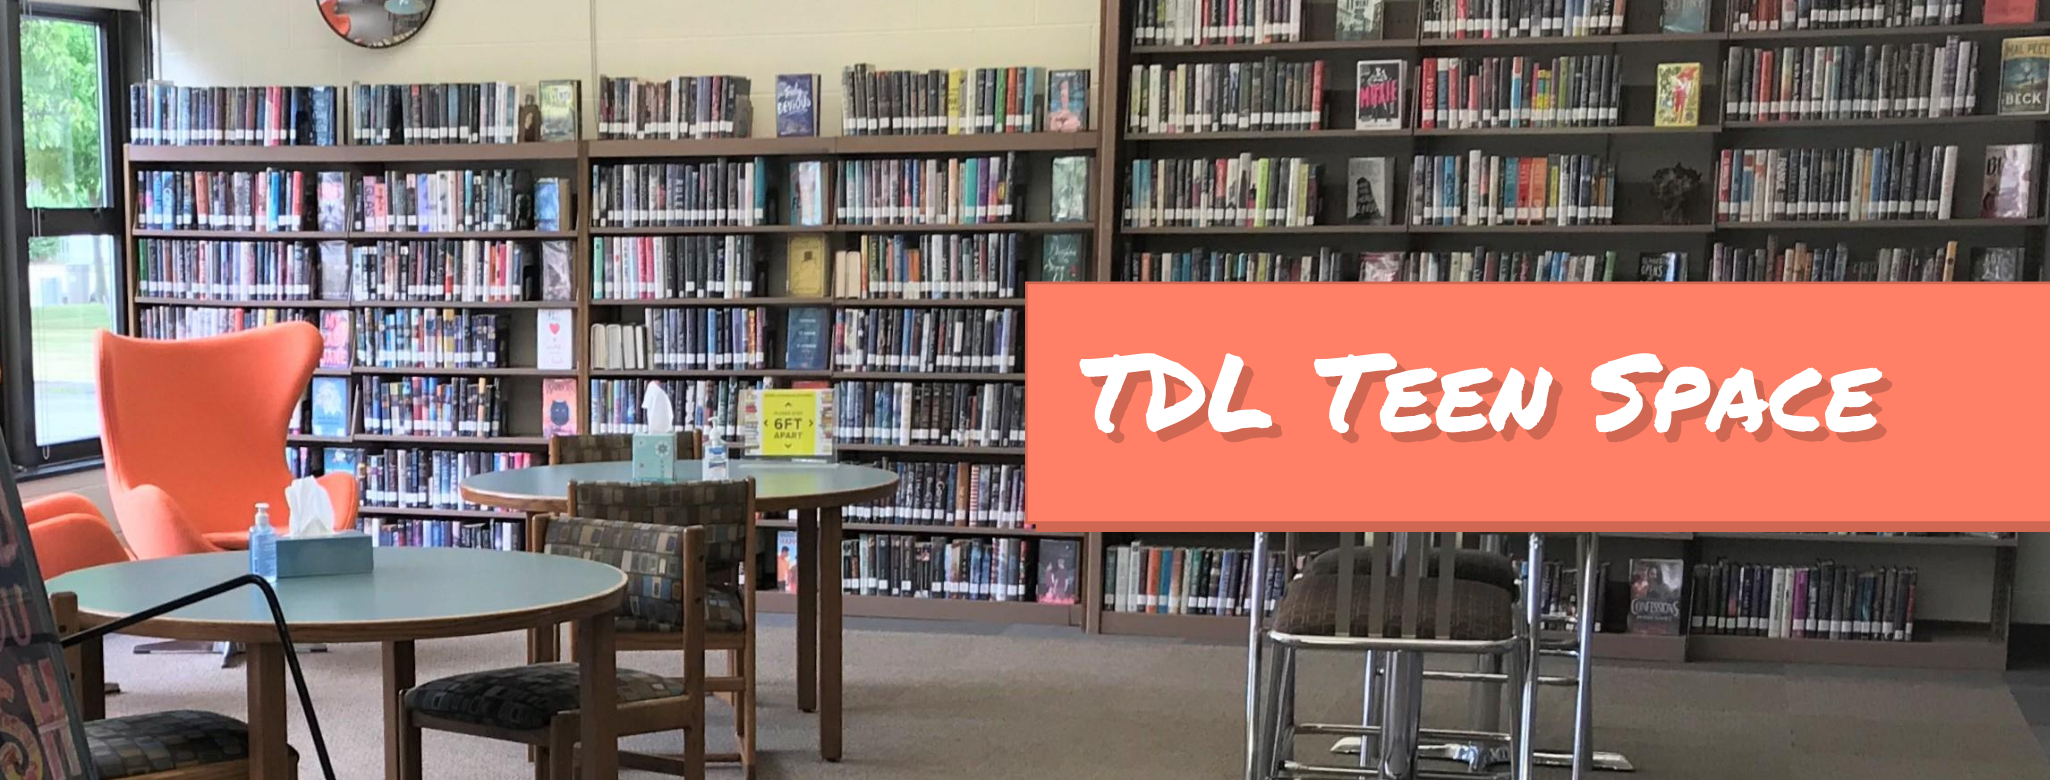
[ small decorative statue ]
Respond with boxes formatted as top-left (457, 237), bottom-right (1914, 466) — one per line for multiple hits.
top-left (1652, 164), bottom-right (1703, 225)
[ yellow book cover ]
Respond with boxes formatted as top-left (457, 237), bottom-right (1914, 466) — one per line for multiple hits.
top-left (1655, 62), bottom-right (1701, 127)
top-left (947, 69), bottom-right (965, 133)
top-left (784, 234), bottom-right (830, 296)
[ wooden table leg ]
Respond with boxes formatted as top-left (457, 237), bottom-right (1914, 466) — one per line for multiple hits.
top-left (246, 642), bottom-right (291, 780)
top-left (796, 511), bottom-right (818, 714)
top-left (383, 641), bottom-right (418, 780)
top-left (818, 505), bottom-right (843, 762)
top-left (79, 630), bottom-right (105, 721)
top-left (576, 612), bottom-right (618, 780)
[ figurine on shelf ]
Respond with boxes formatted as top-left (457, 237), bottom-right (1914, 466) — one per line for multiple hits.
top-left (1652, 164), bottom-right (1703, 225)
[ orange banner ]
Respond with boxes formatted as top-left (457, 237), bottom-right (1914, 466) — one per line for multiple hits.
top-left (1024, 283), bottom-right (2049, 531)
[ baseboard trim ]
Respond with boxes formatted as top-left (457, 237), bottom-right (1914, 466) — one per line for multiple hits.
top-left (18, 458), bottom-right (104, 482)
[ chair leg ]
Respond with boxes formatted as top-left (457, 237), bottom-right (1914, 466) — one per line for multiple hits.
top-left (742, 636), bottom-right (757, 780)
top-left (1248, 637), bottom-right (1285, 780)
top-left (395, 702), bottom-right (423, 780)
top-left (1357, 650), bottom-right (1382, 768)
top-left (533, 745), bottom-right (550, 780)
top-left (547, 720), bottom-right (575, 780)
top-left (1269, 643), bottom-right (1297, 777)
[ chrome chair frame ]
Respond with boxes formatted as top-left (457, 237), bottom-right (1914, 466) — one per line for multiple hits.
top-left (1245, 532), bottom-right (1540, 780)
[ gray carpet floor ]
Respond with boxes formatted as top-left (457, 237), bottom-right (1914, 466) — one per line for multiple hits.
top-left (95, 617), bottom-right (2050, 780)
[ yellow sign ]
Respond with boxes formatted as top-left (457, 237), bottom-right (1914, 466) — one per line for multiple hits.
top-left (756, 389), bottom-right (825, 457)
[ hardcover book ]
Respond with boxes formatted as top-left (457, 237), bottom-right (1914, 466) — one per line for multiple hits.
top-left (317, 310), bottom-right (351, 369)
top-left (2001, 37), bottom-right (2050, 115)
top-left (1975, 247), bottom-right (2026, 281)
top-left (542, 240), bottom-right (573, 301)
top-left (1347, 157), bottom-right (1393, 225)
top-left (536, 178), bottom-right (564, 232)
top-left (542, 378), bottom-right (578, 437)
top-left (1336, 0), bottom-right (1386, 39)
top-left (1359, 252), bottom-right (1403, 281)
top-left (1042, 234), bottom-right (1085, 281)
top-left (1048, 70), bottom-right (1090, 132)
top-left (1660, 0), bottom-right (1709, 32)
top-left (1982, 144), bottom-right (2041, 218)
top-left (783, 307), bottom-right (830, 371)
top-left (776, 74), bottom-right (821, 137)
top-left (538, 80), bottom-right (581, 142)
top-left (317, 171), bottom-right (347, 232)
top-left (791, 161), bottom-right (828, 226)
top-left (1987, 0), bottom-right (2040, 24)
top-left (536, 309), bottom-right (575, 370)
top-left (318, 240), bottom-right (349, 300)
top-left (309, 376), bottom-right (350, 438)
top-left (775, 531), bottom-right (800, 593)
top-left (1037, 540), bottom-right (1080, 604)
top-left (1052, 156), bottom-right (1090, 222)
top-left (1355, 60), bottom-right (1405, 130)
top-left (1655, 63), bottom-right (1702, 127)
top-left (785, 234), bottom-right (830, 296)
top-left (1628, 558), bottom-right (1686, 635)
top-left (321, 447), bottom-right (361, 478)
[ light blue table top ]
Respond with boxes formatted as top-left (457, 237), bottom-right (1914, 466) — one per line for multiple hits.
top-left (48, 547), bottom-right (625, 643)
top-left (460, 458), bottom-right (899, 513)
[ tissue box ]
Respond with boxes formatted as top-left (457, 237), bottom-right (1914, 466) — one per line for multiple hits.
top-left (275, 532), bottom-right (374, 578)
top-left (632, 432), bottom-right (678, 482)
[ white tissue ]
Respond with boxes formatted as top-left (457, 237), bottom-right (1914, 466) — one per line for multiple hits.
top-left (283, 477), bottom-right (337, 538)
top-left (643, 383), bottom-right (674, 433)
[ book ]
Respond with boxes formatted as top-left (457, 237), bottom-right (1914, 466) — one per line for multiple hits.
top-left (2002, 37), bottom-right (2050, 115)
top-left (1627, 558), bottom-right (1686, 635)
top-left (538, 79), bottom-right (581, 142)
top-left (1347, 157), bottom-right (1393, 225)
top-left (783, 307), bottom-right (830, 372)
top-left (1359, 252), bottom-right (1404, 281)
top-left (786, 234), bottom-right (830, 296)
top-left (1660, 0), bottom-right (1708, 32)
top-left (1687, 561), bottom-right (1917, 641)
top-left (1048, 70), bottom-right (1090, 132)
top-left (1655, 63), bottom-right (1701, 127)
top-left (542, 378), bottom-right (578, 437)
top-left (1052, 156), bottom-right (1090, 222)
top-left (309, 376), bottom-right (350, 437)
top-left (1336, 0), bottom-right (1386, 39)
top-left (1128, 60), bottom-right (1327, 133)
top-left (536, 308), bottom-right (575, 370)
top-left (776, 74), bottom-right (821, 137)
top-left (535, 177), bottom-right (563, 232)
top-left (1355, 60), bottom-right (1405, 130)
top-left (775, 531), bottom-right (800, 593)
top-left (317, 310), bottom-right (350, 369)
top-left (1723, 41), bottom-right (1978, 122)
top-left (1982, 144), bottom-right (2041, 218)
top-left (542, 240), bottom-right (573, 301)
top-left (791, 161), bottom-right (828, 227)
top-left (322, 447), bottom-right (361, 477)
top-left (1975, 247), bottom-right (2026, 281)
top-left (1036, 540), bottom-right (1080, 604)
top-left (1988, 0), bottom-right (2039, 23)
top-left (1042, 234), bottom-right (1085, 281)
top-left (317, 172), bottom-right (346, 232)
top-left (318, 240), bottom-right (349, 300)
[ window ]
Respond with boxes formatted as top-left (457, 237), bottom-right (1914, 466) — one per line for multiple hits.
top-left (0, 2), bottom-right (138, 470)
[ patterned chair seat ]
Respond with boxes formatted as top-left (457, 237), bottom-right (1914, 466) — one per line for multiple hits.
top-left (1271, 575), bottom-right (1516, 640)
top-left (404, 663), bottom-right (686, 732)
top-left (618, 584), bottom-right (747, 634)
top-left (1303, 547), bottom-right (1522, 599)
top-left (85, 710), bottom-right (250, 779)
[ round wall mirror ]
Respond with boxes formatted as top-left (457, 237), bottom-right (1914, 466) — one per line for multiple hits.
top-left (319, 0), bottom-right (433, 49)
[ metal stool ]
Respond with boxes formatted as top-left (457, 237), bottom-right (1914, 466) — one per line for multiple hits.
top-left (1246, 532), bottom-right (1534, 780)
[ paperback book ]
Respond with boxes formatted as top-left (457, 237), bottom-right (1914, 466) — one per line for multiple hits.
top-left (542, 378), bottom-right (578, 437)
top-left (537, 309), bottom-right (575, 370)
top-left (538, 80), bottom-right (581, 142)
top-left (542, 240), bottom-right (573, 301)
top-left (786, 234), bottom-right (831, 297)
top-left (1628, 558), bottom-right (1687, 635)
top-left (1655, 63), bottom-right (1701, 127)
top-left (1355, 60), bottom-right (1405, 130)
top-left (309, 376), bottom-right (350, 438)
top-left (1042, 235), bottom-right (1086, 281)
top-left (1982, 143), bottom-right (2041, 218)
top-left (2001, 37), bottom-right (2050, 115)
top-left (1347, 157), bottom-right (1393, 225)
top-left (783, 307), bottom-right (830, 371)
top-left (1049, 70), bottom-right (1090, 132)
top-left (1053, 156), bottom-right (1090, 222)
top-left (1037, 540), bottom-right (1080, 605)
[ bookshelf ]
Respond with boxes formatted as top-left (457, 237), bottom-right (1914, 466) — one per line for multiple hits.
top-left (1080, 0), bottom-right (2038, 665)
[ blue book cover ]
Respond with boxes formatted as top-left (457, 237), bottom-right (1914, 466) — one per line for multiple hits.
top-left (784, 307), bottom-right (829, 371)
top-left (322, 447), bottom-right (362, 477)
top-left (536, 178), bottom-right (562, 232)
top-left (776, 74), bottom-right (819, 138)
top-left (309, 376), bottom-right (350, 437)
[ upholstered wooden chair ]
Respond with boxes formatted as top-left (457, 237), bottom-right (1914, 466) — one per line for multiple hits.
top-left (537, 479), bottom-right (757, 778)
top-left (399, 520), bottom-right (707, 780)
top-left (547, 432), bottom-right (704, 465)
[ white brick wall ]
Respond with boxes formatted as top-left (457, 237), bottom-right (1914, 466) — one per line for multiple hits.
top-left (156, 0), bottom-right (1099, 136)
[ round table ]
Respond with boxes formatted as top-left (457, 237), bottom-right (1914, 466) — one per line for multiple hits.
top-left (49, 547), bottom-right (627, 780)
top-left (460, 458), bottom-right (897, 762)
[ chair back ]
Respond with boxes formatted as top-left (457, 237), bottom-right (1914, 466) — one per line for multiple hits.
top-left (564, 479), bottom-right (754, 584)
top-left (97, 323), bottom-right (319, 552)
top-left (542, 517), bottom-right (708, 637)
top-left (0, 432), bottom-right (99, 779)
top-left (1291, 532), bottom-right (1470, 640)
top-left (548, 432), bottom-right (703, 465)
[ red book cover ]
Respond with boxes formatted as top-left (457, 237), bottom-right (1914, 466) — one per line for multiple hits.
top-left (1987, 0), bottom-right (2037, 23)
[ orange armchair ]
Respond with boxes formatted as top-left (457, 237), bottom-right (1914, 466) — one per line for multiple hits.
top-left (25, 493), bottom-right (129, 577)
top-left (97, 322), bottom-right (360, 560)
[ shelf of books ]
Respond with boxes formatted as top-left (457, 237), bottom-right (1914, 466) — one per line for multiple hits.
top-left (125, 68), bottom-right (1097, 625)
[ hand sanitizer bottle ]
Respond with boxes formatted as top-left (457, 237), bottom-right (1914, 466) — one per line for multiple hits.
top-left (249, 503), bottom-right (279, 582)
top-left (702, 406), bottom-right (731, 480)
